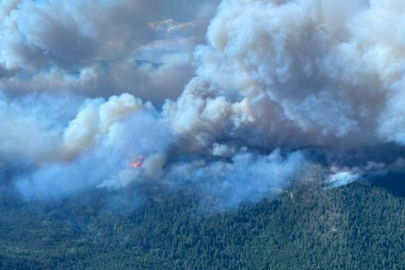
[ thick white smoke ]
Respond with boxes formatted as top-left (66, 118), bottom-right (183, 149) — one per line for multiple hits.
top-left (15, 107), bottom-right (174, 200)
top-left (166, 0), bottom-right (405, 151)
top-left (1, 90), bottom-right (304, 206)
top-left (1, 0), bottom-right (405, 208)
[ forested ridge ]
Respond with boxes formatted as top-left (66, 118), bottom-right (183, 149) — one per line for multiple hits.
top-left (1, 174), bottom-right (405, 270)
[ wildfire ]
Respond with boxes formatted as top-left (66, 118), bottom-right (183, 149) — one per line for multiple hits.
top-left (131, 155), bottom-right (145, 169)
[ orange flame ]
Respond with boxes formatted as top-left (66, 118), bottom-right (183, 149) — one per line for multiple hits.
top-left (131, 155), bottom-right (145, 169)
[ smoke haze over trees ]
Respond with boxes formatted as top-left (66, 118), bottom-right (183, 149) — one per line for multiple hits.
top-left (1, 0), bottom-right (405, 208)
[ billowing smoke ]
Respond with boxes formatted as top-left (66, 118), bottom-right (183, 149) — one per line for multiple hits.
top-left (0, 0), bottom-right (220, 103)
top-left (1, 0), bottom-right (405, 209)
top-left (172, 0), bottom-right (405, 150)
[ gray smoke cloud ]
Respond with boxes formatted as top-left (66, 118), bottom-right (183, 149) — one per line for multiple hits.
top-left (0, 0), bottom-right (219, 103)
top-left (1, 0), bottom-right (405, 209)
top-left (167, 0), bottom-right (405, 150)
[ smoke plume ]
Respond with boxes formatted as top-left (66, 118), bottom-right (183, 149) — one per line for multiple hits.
top-left (1, 0), bottom-right (405, 209)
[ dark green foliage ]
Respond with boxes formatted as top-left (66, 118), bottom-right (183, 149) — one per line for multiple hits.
top-left (1, 177), bottom-right (405, 270)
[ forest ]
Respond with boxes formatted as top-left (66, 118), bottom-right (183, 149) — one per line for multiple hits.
top-left (1, 172), bottom-right (405, 270)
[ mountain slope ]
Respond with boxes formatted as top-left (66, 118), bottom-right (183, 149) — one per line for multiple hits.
top-left (1, 176), bottom-right (405, 270)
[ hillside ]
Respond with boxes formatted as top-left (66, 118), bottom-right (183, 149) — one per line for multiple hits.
top-left (1, 174), bottom-right (405, 270)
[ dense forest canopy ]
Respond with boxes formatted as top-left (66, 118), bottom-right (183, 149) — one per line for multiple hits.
top-left (1, 172), bottom-right (405, 270)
